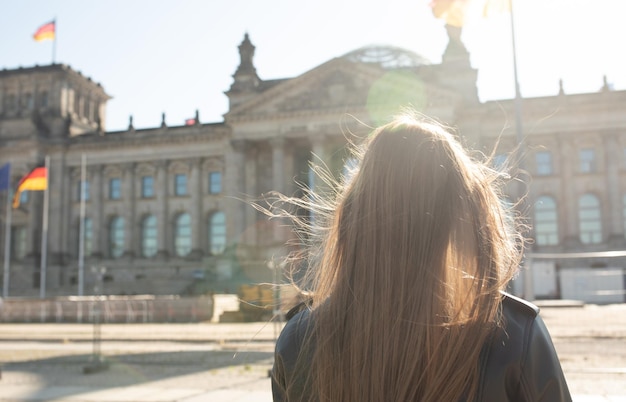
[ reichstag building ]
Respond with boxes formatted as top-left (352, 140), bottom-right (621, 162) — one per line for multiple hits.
top-left (1, 29), bottom-right (625, 302)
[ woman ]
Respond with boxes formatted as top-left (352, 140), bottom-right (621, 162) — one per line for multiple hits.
top-left (271, 114), bottom-right (571, 401)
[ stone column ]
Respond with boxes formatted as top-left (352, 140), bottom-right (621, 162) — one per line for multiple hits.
top-left (122, 163), bottom-right (135, 258)
top-left (559, 137), bottom-right (578, 247)
top-left (604, 134), bottom-right (623, 243)
top-left (270, 137), bottom-right (286, 242)
top-left (310, 135), bottom-right (327, 197)
top-left (90, 165), bottom-right (103, 258)
top-left (225, 140), bottom-right (247, 248)
top-left (283, 141), bottom-right (295, 195)
top-left (271, 137), bottom-right (286, 194)
top-left (156, 160), bottom-right (169, 258)
top-left (309, 136), bottom-right (328, 228)
top-left (48, 156), bottom-right (66, 264)
top-left (244, 143), bottom-right (258, 245)
top-left (190, 157), bottom-right (203, 258)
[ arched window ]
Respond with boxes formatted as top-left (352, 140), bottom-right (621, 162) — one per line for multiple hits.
top-left (175, 213), bottom-right (191, 257)
top-left (579, 194), bottom-right (602, 244)
top-left (208, 212), bottom-right (226, 255)
top-left (109, 216), bottom-right (125, 258)
top-left (534, 196), bottom-right (559, 246)
top-left (141, 215), bottom-right (157, 258)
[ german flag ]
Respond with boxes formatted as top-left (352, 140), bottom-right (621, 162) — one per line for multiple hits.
top-left (13, 167), bottom-right (47, 208)
top-left (430, 0), bottom-right (509, 27)
top-left (33, 20), bottom-right (55, 42)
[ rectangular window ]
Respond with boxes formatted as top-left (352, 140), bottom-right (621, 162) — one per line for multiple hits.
top-left (24, 93), bottom-right (34, 110)
top-left (175, 174), bottom-right (187, 196)
top-left (209, 171), bottom-right (222, 194)
top-left (109, 177), bottom-right (121, 200)
top-left (141, 176), bottom-right (154, 198)
top-left (84, 100), bottom-right (91, 120)
top-left (6, 94), bottom-right (16, 112)
top-left (84, 218), bottom-right (93, 257)
top-left (11, 226), bottom-right (27, 260)
top-left (493, 153), bottom-right (507, 169)
top-left (39, 91), bottom-right (48, 108)
top-left (77, 180), bottom-right (90, 201)
top-left (579, 148), bottom-right (596, 173)
top-left (74, 92), bottom-right (80, 114)
top-left (535, 151), bottom-right (553, 176)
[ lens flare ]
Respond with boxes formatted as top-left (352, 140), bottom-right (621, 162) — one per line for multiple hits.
top-left (366, 70), bottom-right (428, 126)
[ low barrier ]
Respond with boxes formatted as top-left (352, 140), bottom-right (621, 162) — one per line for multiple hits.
top-left (0, 295), bottom-right (214, 323)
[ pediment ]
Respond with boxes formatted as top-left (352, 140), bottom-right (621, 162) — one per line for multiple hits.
top-left (225, 57), bottom-right (464, 121)
top-left (226, 58), bottom-right (379, 119)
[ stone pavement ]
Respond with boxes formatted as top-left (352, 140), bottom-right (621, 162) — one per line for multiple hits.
top-left (1, 303), bottom-right (625, 402)
top-left (2, 385), bottom-right (272, 402)
top-left (2, 384), bottom-right (623, 402)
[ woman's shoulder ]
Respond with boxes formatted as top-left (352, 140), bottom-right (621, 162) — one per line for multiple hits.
top-left (483, 296), bottom-right (572, 400)
top-left (496, 292), bottom-right (541, 347)
top-left (501, 292), bottom-right (540, 319)
top-left (276, 301), bottom-right (314, 354)
top-left (285, 298), bottom-right (313, 321)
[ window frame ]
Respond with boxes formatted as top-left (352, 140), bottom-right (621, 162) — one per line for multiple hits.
top-left (141, 215), bottom-right (158, 258)
top-left (11, 226), bottom-right (27, 260)
top-left (19, 190), bottom-right (29, 205)
top-left (578, 193), bottom-right (602, 244)
top-left (174, 213), bottom-right (192, 257)
top-left (579, 148), bottom-right (596, 173)
top-left (77, 180), bottom-right (90, 202)
top-left (208, 211), bottom-right (226, 256)
top-left (174, 174), bottom-right (188, 196)
top-left (535, 151), bottom-right (553, 176)
top-left (109, 177), bottom-right (121, 200)
top-left (109, 216), bottom-right (125, 258)
top-left (534, 195), bottom-right (559, 246)
top-left (141, 175), bottom-right (154, 198)
top-left (83, 217), bottom-right (93, 257)
top-left (209, 171), bottom-right (222, 195)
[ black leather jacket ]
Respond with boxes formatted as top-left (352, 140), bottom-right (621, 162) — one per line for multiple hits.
top-left (271, 293), bottom-right (572, 401)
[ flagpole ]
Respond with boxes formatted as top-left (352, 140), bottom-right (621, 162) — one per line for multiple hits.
top-left (3, 189), bottom-right (12, 299)
top-left (52, 18), bottom-right (57, 64)
top-left (509, 0), bottom-right (523, 148)
top-left (506, 0), bottom-right (534, 301)
top-left (40, 156), bottom-right (50, 299)
top-left (78, 154), bottom-right (86, 296)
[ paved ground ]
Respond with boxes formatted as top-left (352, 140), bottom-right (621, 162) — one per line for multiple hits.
top-left (0, 303), bottom-right (625, 401)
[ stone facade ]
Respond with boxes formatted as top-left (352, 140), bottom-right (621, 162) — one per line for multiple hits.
top-left (1, 31), bottom-right (625, 298)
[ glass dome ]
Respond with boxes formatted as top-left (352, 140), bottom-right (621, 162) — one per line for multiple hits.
top-left (342, 45), bottom-right (431, 69)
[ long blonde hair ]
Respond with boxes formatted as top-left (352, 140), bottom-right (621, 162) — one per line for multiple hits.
top-left (277, 114), bottom-right (521, 401)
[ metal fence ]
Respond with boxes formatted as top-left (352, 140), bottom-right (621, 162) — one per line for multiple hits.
top-left (0, 295), bottom-right (214, 323)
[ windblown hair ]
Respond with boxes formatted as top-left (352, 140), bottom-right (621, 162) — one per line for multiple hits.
top-left (275, 114), bottom-right (522, 401)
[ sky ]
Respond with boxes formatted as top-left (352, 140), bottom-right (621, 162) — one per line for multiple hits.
top-left (2, 0), bottom-right (625, 132)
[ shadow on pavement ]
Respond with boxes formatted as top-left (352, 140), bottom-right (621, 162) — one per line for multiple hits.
top-left (3, 349), bottom-right (274, 400)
